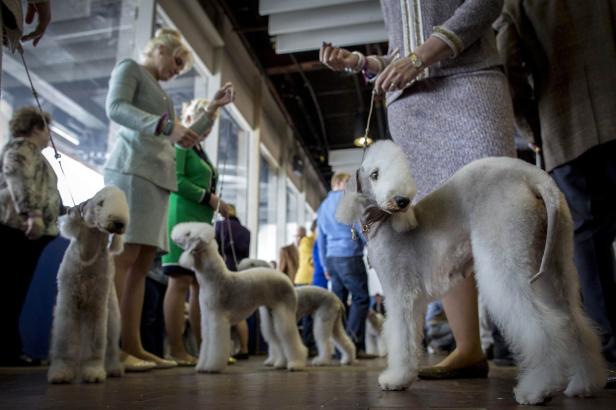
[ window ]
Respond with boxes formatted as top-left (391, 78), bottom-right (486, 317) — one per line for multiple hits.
top-left (257, 152), bottom-right (278, 262)
top-left (305, 203), bottom-right (315, 231)
top-left (285, 183), bottom-right (300, 245)
top-left (216, 109), bottom-right (249, 223)
top-left (0, 0), bottom-right (138, 203)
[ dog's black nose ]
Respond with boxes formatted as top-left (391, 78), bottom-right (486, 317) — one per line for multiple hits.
top-left (394, 196), bottom-right (410, 209)
top-left (112, 221), bottom-right (125, 231)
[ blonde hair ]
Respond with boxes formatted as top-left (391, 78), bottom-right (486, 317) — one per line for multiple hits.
top-left (331, 172), bottom-right (351, 189)
top-left (142, 28), bottom-right (194, 75)
top-left (181, 98), bottom-right (218, 126)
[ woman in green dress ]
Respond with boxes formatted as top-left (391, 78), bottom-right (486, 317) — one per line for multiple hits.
top-left (162, 88), bottom-right (234, 365)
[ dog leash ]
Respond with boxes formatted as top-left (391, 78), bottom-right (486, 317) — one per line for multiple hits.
top-left (18, 48), bottom-right (77, 207)
top-left (214, 136), bottom-right (240, 270)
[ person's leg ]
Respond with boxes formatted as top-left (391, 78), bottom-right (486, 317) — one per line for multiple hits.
top-left (189, 279), bottom-right (201, 350)
top-left (0, 226), bottom-right (50, 364)
top-left (235, 320), bottom-right (250, 358)
top-left (328, 257), bottom-right (349, 309)
top-left (551, 145), bottom-right (616, 366)
top-left (433, 275), bottom-right (485, 369)
top-left (164, 275), bottom-right (193, 361)
top-left (117, 244), bottom-right (171, 365)
top-left (337, 256), bottom-right (370, 348)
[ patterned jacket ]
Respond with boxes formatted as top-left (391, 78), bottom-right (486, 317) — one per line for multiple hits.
top-left (0, 138), bottom-right (62, 236)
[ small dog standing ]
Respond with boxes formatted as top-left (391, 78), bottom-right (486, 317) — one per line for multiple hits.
top-left (48, 186), bottom-right (128, 383)
top-left (171, 222), bottom-right (307, 373)
top-left (294, 286), bottom-right (356, 366)
top-left (337, 140), bottom-right (606, 405)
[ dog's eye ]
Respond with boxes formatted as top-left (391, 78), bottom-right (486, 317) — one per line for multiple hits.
top-left (97, 200), bottom-right (104, 207)
top-left (370, 169), bottom-right (379, 181)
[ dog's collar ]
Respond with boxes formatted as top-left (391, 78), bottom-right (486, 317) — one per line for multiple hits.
top-left (353, 205), bottom-right (391, 240)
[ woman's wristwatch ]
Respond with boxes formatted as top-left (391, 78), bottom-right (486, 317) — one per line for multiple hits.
top-left (407, 52), bottom-right (425, 70)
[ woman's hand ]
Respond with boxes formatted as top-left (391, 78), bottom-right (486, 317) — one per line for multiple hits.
top-left (374, 57), bottom-right (423, 95)
top-left (208, 83), bottom-right (235, 112)
top-left (25, 215), bottom-right (44, 240)
top-left (319, 42), bottom-right (359, 71)
top-left (169, 123), bottom-right (200, 148)
top-left (209, 194), bottom-right (230, 217)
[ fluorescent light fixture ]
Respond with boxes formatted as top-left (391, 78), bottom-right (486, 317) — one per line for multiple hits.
top-left (50, 124), bottom-right (80, 146)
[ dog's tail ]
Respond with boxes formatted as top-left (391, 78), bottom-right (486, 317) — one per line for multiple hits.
top-left (529, 177), bottom-right (566, 284)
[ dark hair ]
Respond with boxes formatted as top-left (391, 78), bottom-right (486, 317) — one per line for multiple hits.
top-left (311, 219), bottom-right (317, 232)
top-left (9, 107), bottom-right (51, 139)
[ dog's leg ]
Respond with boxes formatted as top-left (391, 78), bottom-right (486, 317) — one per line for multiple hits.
top-left (196, 291), bottom-right (209, 370)
top-left (271, 304), bottom-right (307, 371)
top-left (331, 312), bottom-right (356, 365)
top-left (48, 301), bottom-right (79, 384)
top-left (563, 264), bottom-right (607, 397)
top-left (378, 293), bottom-right (424, 390)
top-left (105, 283), bottom-right (123, 377)
top-left (259, 307), bottom-right (285, 368)
top-left (365, 324), bottom-right (377, 356)
top-left (311, 313), bottom-right (333, 366)
top-left (80, 304), bottom-right (108, 383)
top-left (477, 259), bottom-right (568, 404)
top-left (197, 311), bottom-right (230, 373)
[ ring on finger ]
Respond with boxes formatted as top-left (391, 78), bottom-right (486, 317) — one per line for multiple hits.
top-left (388, 82), bottom-right (397, 91)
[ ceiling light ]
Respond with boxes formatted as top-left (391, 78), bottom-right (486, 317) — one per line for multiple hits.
top-left (353, 136), bottom-right (373, 147)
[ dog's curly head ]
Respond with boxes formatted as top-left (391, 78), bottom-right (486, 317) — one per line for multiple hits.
top-left (80, 186), bottom-right (129, 235)
top-left (172, 222), bottom-right (217, 269)
top-left (336, 141), bottom-right (417, 231)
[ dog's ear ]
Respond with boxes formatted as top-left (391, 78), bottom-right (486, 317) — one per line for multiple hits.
top-left (108, 234), bottom-right (124, 255)
top-left (336, 176), bottom-right (364, 225)
top-left (199, 223), bottom-right (216, 244)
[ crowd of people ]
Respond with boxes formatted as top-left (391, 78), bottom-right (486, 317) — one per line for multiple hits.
top-left (0, 1), bottom-right (614, 390)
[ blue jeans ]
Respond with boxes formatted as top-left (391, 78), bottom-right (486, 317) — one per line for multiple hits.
top-left (327, 255), bottom-right (370, 347)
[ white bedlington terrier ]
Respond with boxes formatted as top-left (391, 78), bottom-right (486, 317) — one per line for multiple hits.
top-left (236, 260), bottom-right (356, 366)
top-left (48, 186), bottom-right (128, 384)
top-left (336, 140), bottom-right (606, 405)
top-left (294, 286), bottom-right (356, 366)
top-left (171, 222), bottom-right (307, 372)
top-left (365, 310), bottom-right (386, 357)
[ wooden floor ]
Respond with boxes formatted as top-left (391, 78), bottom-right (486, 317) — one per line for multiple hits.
top-left (1, 357), bottom-right (615, 409)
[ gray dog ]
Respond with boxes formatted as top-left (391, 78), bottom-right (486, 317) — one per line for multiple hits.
top-left (48, 186), bottom-right (128, 383)
top-left (336, 140), bottom-right (606, 405)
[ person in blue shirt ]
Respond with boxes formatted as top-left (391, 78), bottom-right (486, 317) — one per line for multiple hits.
top-left (317, 172), bottom-right (369, 349)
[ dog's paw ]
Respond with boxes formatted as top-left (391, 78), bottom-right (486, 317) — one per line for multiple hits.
top-left (81, 366), bottom-right (107, 383)
top-left (273, 359), bottom-right (287, 369)
top-left (564, 375), bottom-right (601, 398)
top-left (48, 364), bottom-right (75, 384)
top-left (196, 363), bottom-right (223, 374)
top-left (287, 360), bottom-right (306, 371)
top-left (339, 357), bottom-right (355, 366)
top-left (263, 356), bottom-right (276, 367)
top-left (311, 357), bottom-right (332, 366)
top-left (105, 363), bottom-right (124, 378)
top-left (514, 386), bottom-right (552, 405)
top-left (378, 369), bottom-right (414, 391)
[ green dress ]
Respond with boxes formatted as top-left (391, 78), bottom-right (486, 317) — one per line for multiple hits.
top-left (162, 146), bottom-right (218, 270)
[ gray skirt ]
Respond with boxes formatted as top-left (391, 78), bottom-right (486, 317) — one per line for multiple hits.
top-left (103, 169), bottom-right (170, 252)
top-left (387, 70), bottom-right (516, 201)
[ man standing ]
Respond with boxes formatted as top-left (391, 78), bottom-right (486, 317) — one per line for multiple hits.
top-left (317, 172), bottom-right (369, 350)
top-left (497, 0), bottom-right (616, 371)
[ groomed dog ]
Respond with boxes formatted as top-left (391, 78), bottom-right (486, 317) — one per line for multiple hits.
top-left (48, 186), bottom-right (128, 383)
top-left (171, 223), bottom-right (307, 372)
top-left (336, 140), bottom-right (606, 405)
top-left (295, 286), bottom-right (356, 366)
